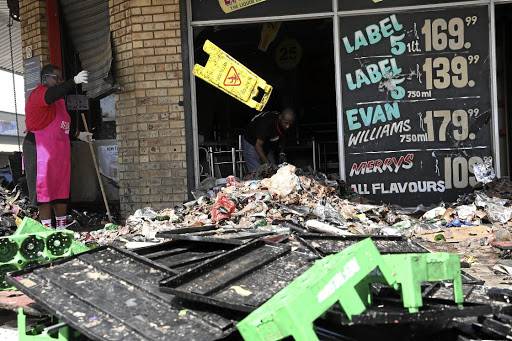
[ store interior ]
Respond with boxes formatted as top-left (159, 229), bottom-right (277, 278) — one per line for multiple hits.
top-left (496, 3), bottom-right (512, 179)
top-left (193, 19), bottom-right (339, 179)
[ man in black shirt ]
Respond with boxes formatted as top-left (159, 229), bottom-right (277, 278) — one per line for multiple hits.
top-left (242, 108), bottom-right (296, 172)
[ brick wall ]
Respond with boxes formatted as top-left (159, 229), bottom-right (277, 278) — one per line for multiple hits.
top-left (18, 0), bottom-right (188, 215)
top-left (109, 0), bottom-right (188, 214)
top-left (19, 0), bottom-right (49, 65)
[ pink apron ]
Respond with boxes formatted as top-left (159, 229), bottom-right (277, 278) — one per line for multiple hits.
top-left (33, 99), bottom-right (71, 202)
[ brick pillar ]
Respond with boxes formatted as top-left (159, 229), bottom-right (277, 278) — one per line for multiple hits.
top-left (110, 0), bottom-right (188, 215)
top-left (19, 0), bottom-right (50, 65)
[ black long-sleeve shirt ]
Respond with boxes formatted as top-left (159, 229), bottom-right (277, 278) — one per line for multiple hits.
top-left (44, 79), bottom-right (75, 105)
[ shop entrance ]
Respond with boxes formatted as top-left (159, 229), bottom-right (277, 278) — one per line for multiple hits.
top-left (193, 19), bottom-right (338, 179)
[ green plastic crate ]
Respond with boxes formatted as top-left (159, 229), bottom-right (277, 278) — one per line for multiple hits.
top-left (237, 238), bottom-right (398, 341)
top-left (18, 308), bottom-right (81, 341)
top-left (0, 218), bottom-right (89, 290)
top-left (382, 253), bottom-right (464, 313)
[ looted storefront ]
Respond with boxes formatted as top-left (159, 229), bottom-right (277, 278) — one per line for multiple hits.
top-left (184, 0), bottom-right (512, 206)
top-left (15, 0), bottom-right (512, 213)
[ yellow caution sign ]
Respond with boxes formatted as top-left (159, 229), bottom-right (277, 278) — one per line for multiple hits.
top-left (193, 40), bottom-right (273, 111)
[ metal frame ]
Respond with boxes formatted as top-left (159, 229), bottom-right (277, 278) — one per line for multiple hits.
top-left (185, 0), bottom-right (201, 188)
top-left (185, 0), bottom-right (503, 183)
top-left (500, 10), bottom-right (511, 175)
top-left (332, 0), bottom-right (345, 179)
top-left (489, 0), bottom-right (502, 177)
top-left (337, 0), bottom-right (491, 17)
top-left (190, 12), bottom-right (334, 27)
top-left (179, 0), bottom-right (196, 197)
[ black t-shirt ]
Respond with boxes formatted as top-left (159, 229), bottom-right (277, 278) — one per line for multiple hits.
top-left (243, 111), bottom-right (283, 152)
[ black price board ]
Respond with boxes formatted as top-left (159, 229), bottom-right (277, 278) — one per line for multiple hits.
top-left (339, 0), bottom-right (482, 12)
top-left (24, 56), bottom-right (40, 100)
top-left (191, 0), bottom-right (331, 22)
top-left (340, 6), bottom-right (492, 206)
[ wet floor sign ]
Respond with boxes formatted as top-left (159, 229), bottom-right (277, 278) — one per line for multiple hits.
top-left (193, 40), bottom-right (273, 111)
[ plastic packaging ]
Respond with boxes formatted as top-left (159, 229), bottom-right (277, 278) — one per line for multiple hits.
top-left (232, 201), bottom-right (268, 217)
top-left (252, 219), bottom-right (268, 228)
top-left (279, 205), bottom-right (310, 217)
top-left (305, 219), bottom-right (352, 236)
top-left (313, 200), bottom-right (344, 225)
top-left (421, 207), bottom-right (446, 220)
top-left (474, 191), bottom-right (507, 208)
top-left (211, 193), bottom-right (236, 222)
top-left (473, 157), bottom-right (495, 184)
top-left (252, 191), bottom-right (273, 202)
top-left (413, 222), bottom-right (442, 235)
top-left (132, 207), bottom-right (158, 220)
top-left (445, 218), bottom-right (471, 228)
top-left (380, 226), bottom-right (403, 236)
top-left (486, 204), bottom-right (512, 224)
top-left (104, 223), bottom-right (119, 230)
top-left (393, 220), bottom-right (412, 229)
top-left (456, 204), bottom-right (477, 222)
top-left (262, 165), bottom-right (299, 197)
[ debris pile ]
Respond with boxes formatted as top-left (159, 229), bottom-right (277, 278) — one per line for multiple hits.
top-left (0, 186), bottom-right (37, 237)
top-left (6, 164), bottom-right (512, 340)
top-left (73, 165), bottom-right (512, 248)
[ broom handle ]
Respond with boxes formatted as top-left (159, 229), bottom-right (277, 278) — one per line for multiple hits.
top-left (81, 113), bottom-right (112, 223)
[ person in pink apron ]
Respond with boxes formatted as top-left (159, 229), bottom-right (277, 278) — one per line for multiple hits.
top-left (23, 64), bottom-right (92, 230)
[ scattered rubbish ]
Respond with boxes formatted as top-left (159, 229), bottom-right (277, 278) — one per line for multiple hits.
top-left (473, 157), bottom-right (496, 184)
top-left (0, 185), bottom-right (38, 237)
top-left (487, 204), bottom-right (512, 224)
top-left (125, 241), bottom-right (160, 249)
top-left (493, 264), bottom-right (512, 276)
top-left (445, 218), bottom-right (472, 228)
top-left (456, 204), bottom-right (477, 222)
top-left (422, 225), bottom-right (489, 243)
top-left (231, 286), bottom-right (253, 297)
top-left (211, 193), bottom-right (236, 223)
top-left (313, 200), bottom-right (345, 225)
top-left (4, 161), bottom-right (512, 340)
top-left (462, 256), bottom-right (475, 265)
top-left (421, 207), bottom-right (446, 220)
top-left (132, 207), bottom-right (158, 220)
top-left (73, 164), bottom-right (506, 256)
top-left (260, 164), bottom-right (299, 198)
top-left (305, 220), bottom-right (351, 236)
top-left (434, 234), bottom-right (446, 242)
top-left (296, 234), bottom-right (428, 255)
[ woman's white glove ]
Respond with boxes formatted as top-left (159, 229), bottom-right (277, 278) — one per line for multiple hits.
top-left (77, 131), bottom-right (93, 142)
top-left (74, 70), bottom-right (88, 84)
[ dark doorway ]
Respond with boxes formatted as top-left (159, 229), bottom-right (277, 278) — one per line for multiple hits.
top-left (496, 4), bottom-right (512, 178)
top-left (193, 19), bottom-right (338, 178)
